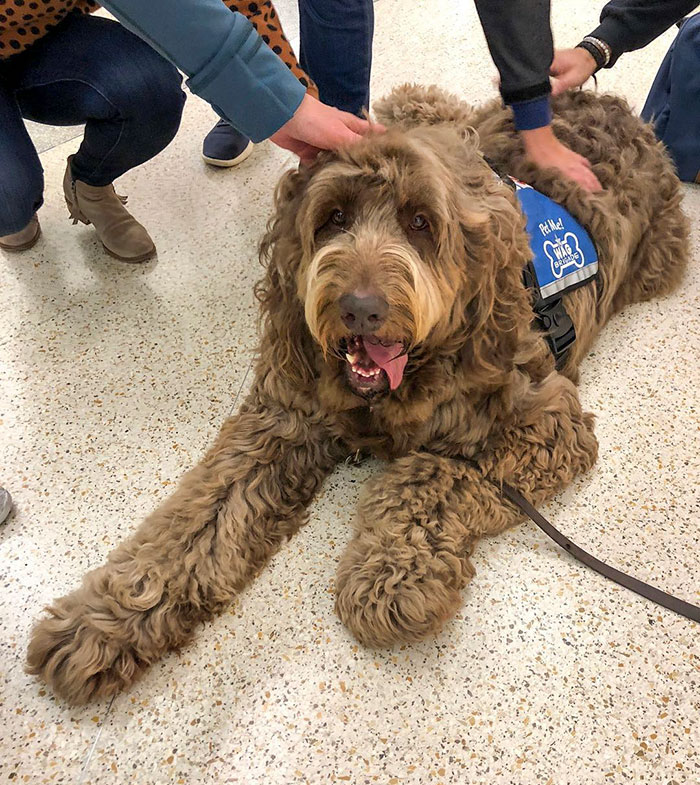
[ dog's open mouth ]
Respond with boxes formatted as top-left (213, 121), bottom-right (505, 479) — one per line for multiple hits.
top-left (341, 335), bottom-right (408, 398)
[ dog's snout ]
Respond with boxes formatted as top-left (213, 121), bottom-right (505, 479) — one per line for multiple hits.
top-left (339, 292), bottom-right (388, 333)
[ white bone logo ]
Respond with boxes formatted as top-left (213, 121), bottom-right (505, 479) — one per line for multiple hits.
top-left (544, 232), bottom-right (585, 279)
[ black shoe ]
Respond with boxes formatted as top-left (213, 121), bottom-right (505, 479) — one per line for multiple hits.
top-left (202, 120), bottom-right (254, 167)
top-left (0, 487), bottom-right (12, 523)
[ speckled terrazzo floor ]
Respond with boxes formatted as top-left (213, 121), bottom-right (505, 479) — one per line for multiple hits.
top-left (1, 1), bottom-right (698, 783)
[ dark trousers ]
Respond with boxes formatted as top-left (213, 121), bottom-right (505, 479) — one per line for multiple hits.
top-left (641, 13), bottom-right (700, 183)
top-left (298, 0), bottom-right (374, 116)
top-left (0, 13), bottom-right (185, 235)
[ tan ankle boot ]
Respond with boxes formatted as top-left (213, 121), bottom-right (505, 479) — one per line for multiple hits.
top-left (0, 214), bottom-right (41, 252)
top-left (63, 156), bottom-right (156, 263)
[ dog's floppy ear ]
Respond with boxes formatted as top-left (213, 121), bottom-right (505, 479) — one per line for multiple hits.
top-left (255, 162), bottom-right (324, 392)
top-left (457, 183), bottom-right (536, 382)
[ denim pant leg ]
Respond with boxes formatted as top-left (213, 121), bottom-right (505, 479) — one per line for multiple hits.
top-left (0, 79), bottom-right (44, 235)
top-left (641, 14), bottom-right (700, 183)
top-left (298, 0), bottom-right (374, 116)
top-left (5, 14), bottom-right (186, 188)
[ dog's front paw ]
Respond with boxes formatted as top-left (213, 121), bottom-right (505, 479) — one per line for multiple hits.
top-left (334, 524), bottom-right (474, 648)
top-left (26, 596), bottom-right (146, 705)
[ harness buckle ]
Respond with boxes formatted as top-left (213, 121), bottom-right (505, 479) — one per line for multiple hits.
top-left (523, 261), bottom-right (577, 368)
top-left (534, 298), bottom-right (577, 368)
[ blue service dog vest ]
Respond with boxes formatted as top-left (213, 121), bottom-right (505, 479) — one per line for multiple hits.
top-left (510, 176), bottom-right (599, 366)
top-left (513, 178), bottom-right (599, 303)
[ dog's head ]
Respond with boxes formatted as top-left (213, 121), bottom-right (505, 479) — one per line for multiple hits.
top-left (257, 125), bottom-right (535, 402)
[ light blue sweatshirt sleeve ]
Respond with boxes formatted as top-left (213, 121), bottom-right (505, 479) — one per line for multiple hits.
top-left (99, 0), bottom-right (306, 142)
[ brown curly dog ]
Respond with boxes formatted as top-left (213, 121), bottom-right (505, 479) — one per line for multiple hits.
top-left (27, 85), bottom-right (689, 704)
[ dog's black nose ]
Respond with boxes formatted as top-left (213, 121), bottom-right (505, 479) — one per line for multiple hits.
top-left (339, 292), bottom-right (388, 333)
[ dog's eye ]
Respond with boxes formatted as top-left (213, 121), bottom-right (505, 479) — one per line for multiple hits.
top-left (331, 209), bottom-right (347, 227)
top-left (409, 214), bottom-right (429, 231)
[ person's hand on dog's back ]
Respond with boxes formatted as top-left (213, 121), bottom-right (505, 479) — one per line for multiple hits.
top-left (270, 94), bottom-right (385, 166)
top-left (522, 125), bottom-right (603, 192)
top-left (528, 45), bottom-right (603, 193)
top-left (543, 48), bottom-right (602, 192)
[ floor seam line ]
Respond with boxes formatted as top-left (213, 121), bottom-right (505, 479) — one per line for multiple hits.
top-left (227, 356), bottom-right (254, 417)
top-left (78, 695), bottom-right (116, 782)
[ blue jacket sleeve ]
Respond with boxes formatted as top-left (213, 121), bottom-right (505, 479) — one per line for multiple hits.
top-left (99, 0), bottom-right (306, 142)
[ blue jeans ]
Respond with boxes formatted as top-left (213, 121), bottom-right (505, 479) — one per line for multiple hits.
top-left (641, 13), bottom-right (700, 183)
top-left (298, 0), bottom-right (374, 116)
top-left (0, 14), bottom-right (185, 235)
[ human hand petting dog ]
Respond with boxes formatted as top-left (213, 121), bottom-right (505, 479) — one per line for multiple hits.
top-left (270, 93), bottom-right (385, 165)
top-left (525, 47), bottom-right (602, 193)
top-left (521, 125), bottom-right (602, 193)
top-left (491, 51), bottom-right (602, 192)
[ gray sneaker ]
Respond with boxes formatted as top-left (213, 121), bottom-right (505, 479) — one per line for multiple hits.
top-left (0, 488), bottom-right (12, 523)
top-left (202, 121), bottom-right (254, 167)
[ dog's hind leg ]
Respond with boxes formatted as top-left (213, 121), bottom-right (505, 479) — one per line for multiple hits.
top-left (27, 403), bottom-right (341, 705)
top-left (335, 373), bottom-right (598, 647)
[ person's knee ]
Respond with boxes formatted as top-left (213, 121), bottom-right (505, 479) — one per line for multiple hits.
top-left (125, 55), bottom-right (185, 137)
top-left (144, 57), bottom-right (186, 134)
top-left (0, 160), bottom-right (43, 234)
top-left (101, 38), bottom-right (185, 143)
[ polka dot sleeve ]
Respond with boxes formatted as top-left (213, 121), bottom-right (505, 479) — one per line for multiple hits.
top-left (0, 0), bottom-right (97, 58)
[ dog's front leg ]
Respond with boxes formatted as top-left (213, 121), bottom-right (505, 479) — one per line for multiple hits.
top-left (335, 375), bottom-right (598, 647)
top-left (27, 403), bottom-right (340, 705)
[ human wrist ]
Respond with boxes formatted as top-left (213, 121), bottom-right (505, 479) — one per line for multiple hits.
top-left (520, 125), bottom-right (559, 158)
top-left (577, 36), bottom-right (611, 71)
top-left (521, 124), bottom-right (556, 142)
top-left (589, 18), bottom-right (624, 69)
top-left (573, 44), bottom-right (600, 74)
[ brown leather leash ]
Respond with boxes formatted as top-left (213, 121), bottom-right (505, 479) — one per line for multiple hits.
top-left (478, 155), bottom-right (697, 621)
top-left (496, 481), bottom-right (700, 623)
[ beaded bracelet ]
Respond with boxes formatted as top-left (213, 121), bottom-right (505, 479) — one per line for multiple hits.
top-left (577, 35), bottom-right (612, 72)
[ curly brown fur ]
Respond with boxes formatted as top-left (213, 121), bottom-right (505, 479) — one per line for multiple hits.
top-left (28, 85), bottom-right (689, 703)
top-left (336, 375), bottom-right (598, 647)
top-left (27, 406), bottom-right (343, 703)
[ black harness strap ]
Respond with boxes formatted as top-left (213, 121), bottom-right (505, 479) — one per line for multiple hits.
top-left (484, 157), bottom-right (579, 369)
top-left (522, 262), bottom-right (577, 368)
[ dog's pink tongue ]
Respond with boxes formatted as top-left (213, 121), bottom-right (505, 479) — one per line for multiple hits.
top-left (363, 340), bottom-right (408, 390)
